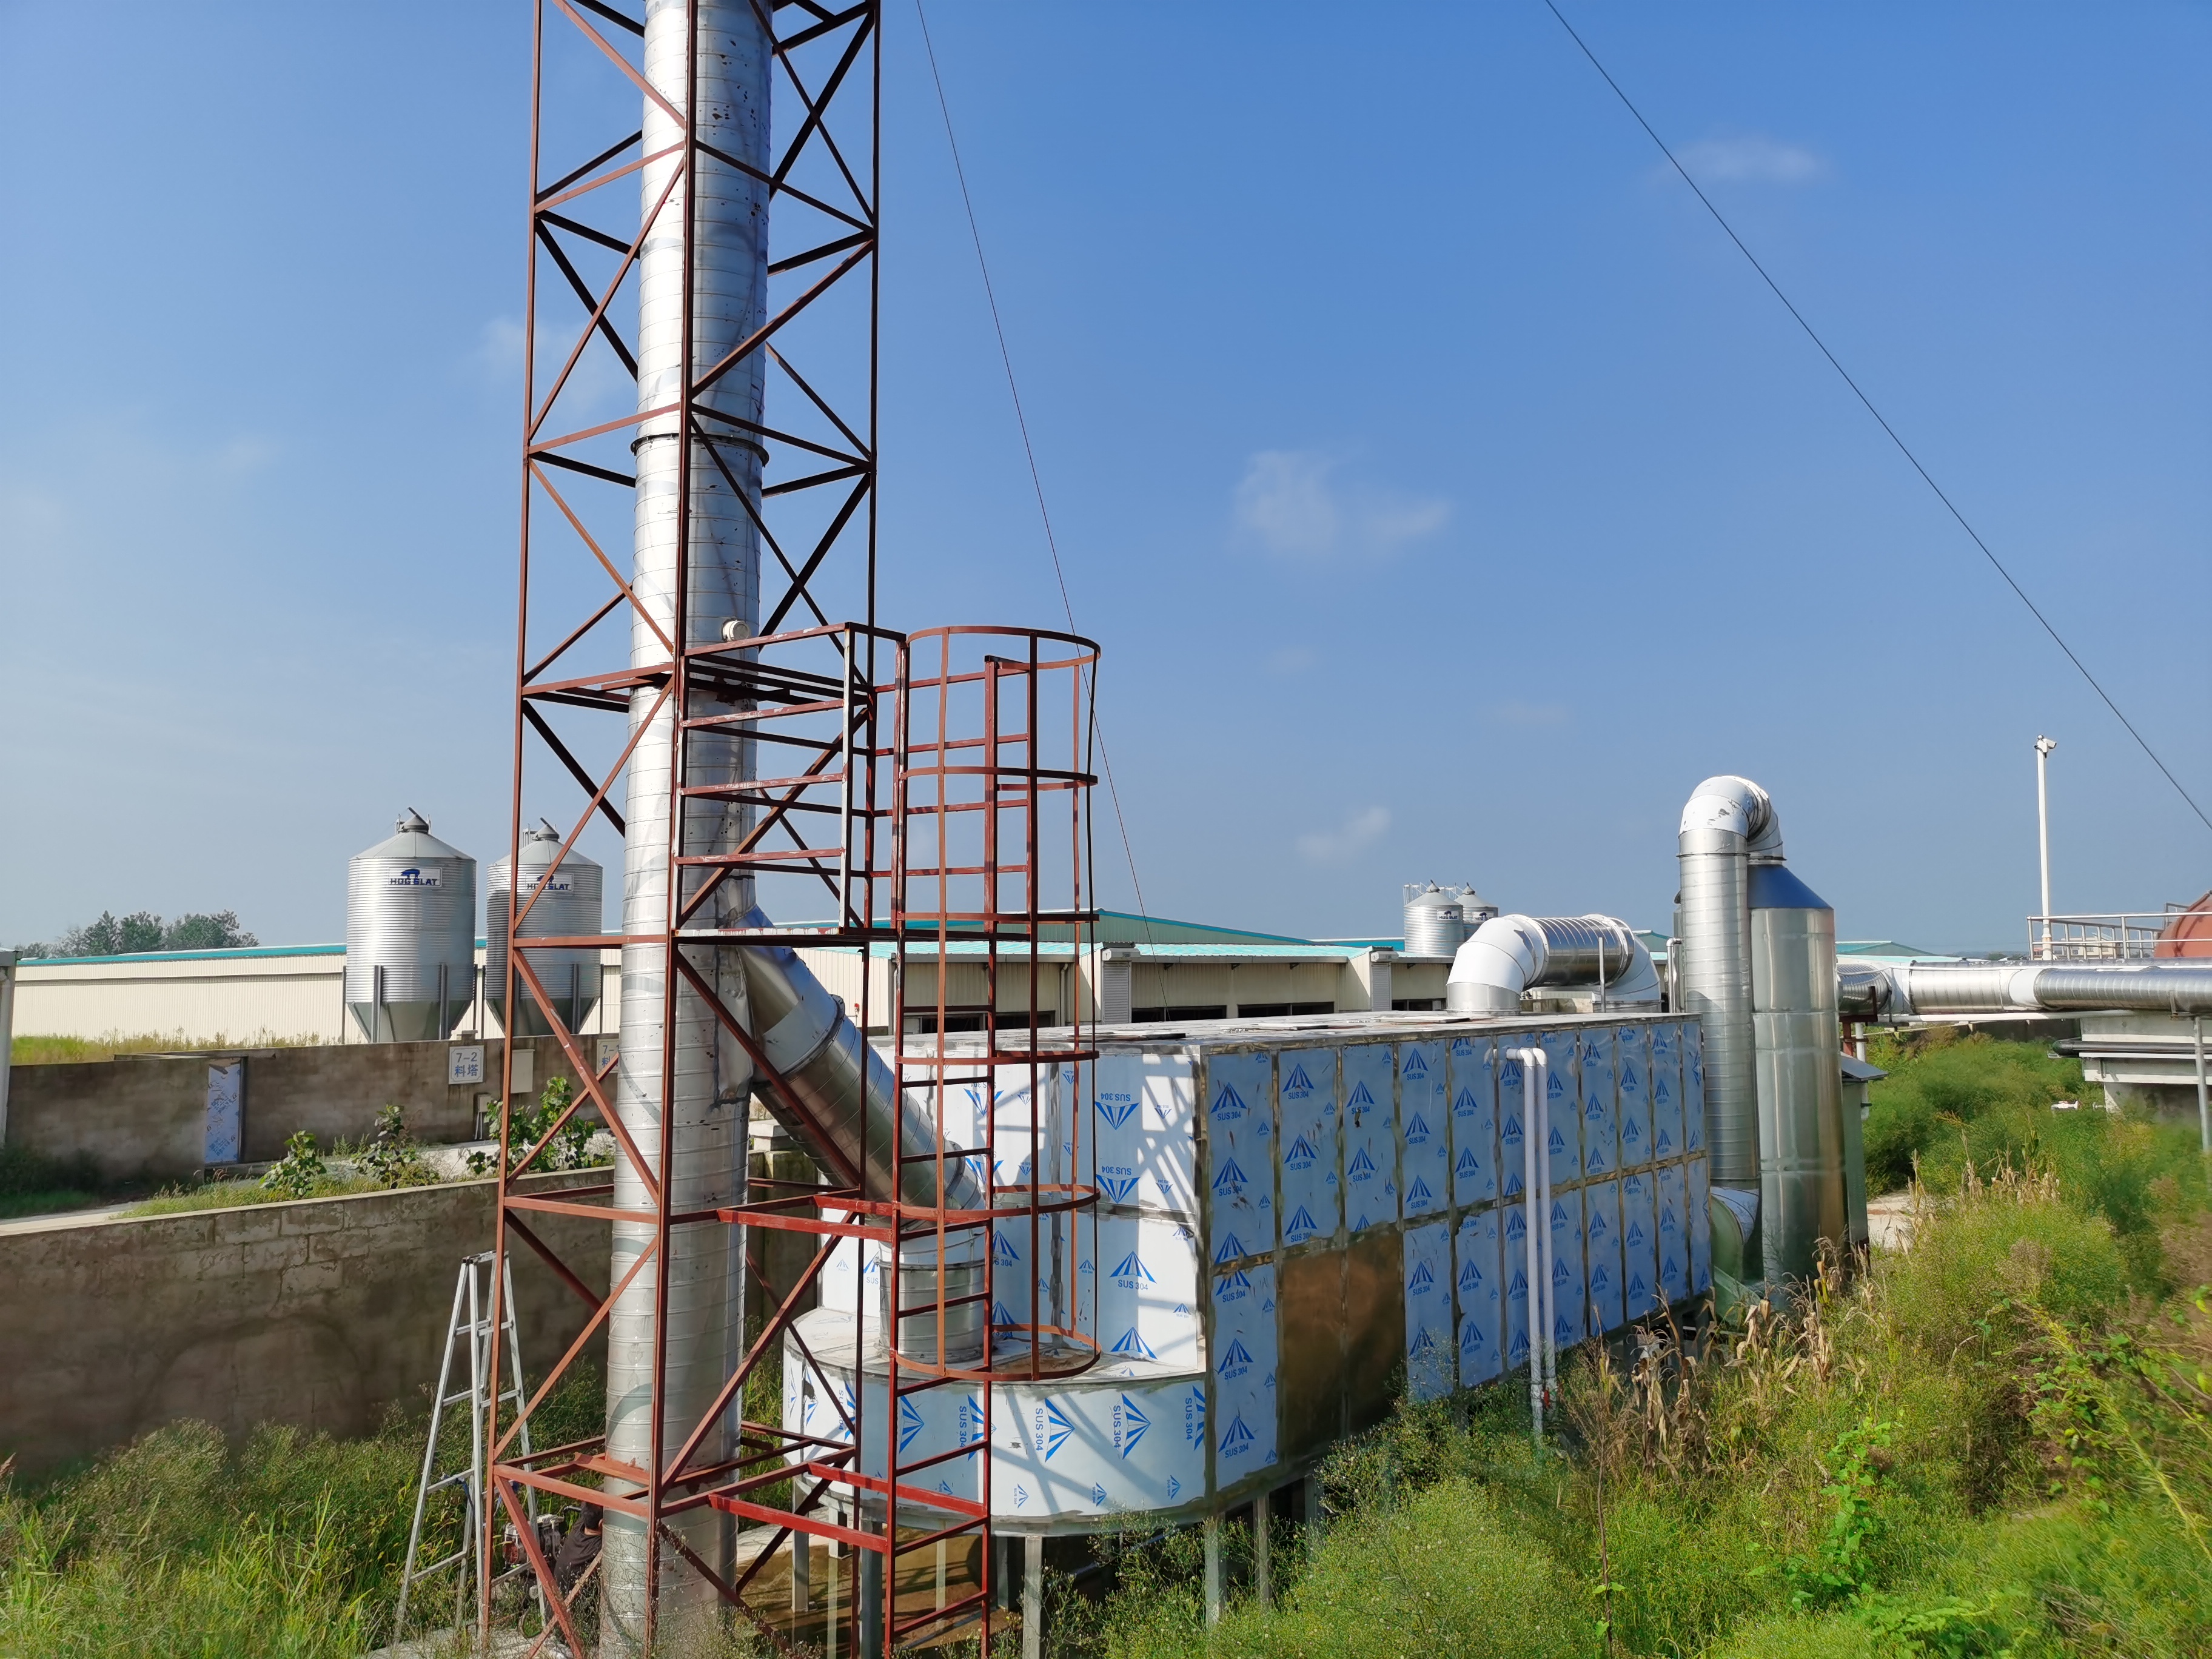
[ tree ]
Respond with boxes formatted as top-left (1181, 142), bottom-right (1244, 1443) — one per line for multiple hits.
top-left (36, 910), bottom-right (259, 957)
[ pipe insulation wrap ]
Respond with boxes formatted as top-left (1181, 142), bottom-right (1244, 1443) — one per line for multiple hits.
top-left (605, 0), bottom-right (771, 1642)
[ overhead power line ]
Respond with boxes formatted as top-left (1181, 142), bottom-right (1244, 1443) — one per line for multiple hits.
top-left (1543, 0), bottom-right (2212, 837)
top-left (912, 0), bottom-right (1159, 939)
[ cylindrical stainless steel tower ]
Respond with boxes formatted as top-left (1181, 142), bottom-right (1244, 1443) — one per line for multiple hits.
top-left (1677, 776), bottom-right (1780, 1196)
top-left (602, 0), bottom-right (770, 1641)
top-left (1749, 864), bottom-right (1846, 1280)
top-left (344, 810), bottom-right (477, 1042)
top-left (486, 823), bottom-right (604, 1038)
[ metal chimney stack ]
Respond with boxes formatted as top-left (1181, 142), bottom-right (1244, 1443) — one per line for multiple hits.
top-left (602, 0), bottom-right (771, 1639)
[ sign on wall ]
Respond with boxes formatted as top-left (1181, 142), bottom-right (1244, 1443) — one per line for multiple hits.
top-left (448, 1044), bottom-right (486, 1087)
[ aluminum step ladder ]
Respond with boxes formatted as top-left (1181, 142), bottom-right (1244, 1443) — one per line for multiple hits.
top-left (393, 1251), bottom-right (536, 1643)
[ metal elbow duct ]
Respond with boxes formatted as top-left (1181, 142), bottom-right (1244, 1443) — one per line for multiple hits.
top-left (1446, 914), bottom-right (1658, 1013)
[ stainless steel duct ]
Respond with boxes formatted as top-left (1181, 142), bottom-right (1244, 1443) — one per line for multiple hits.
top-left (1676, 776), bottom-right (1778, 1192)
top-left (738, 929), bottom-right (988, 1366)
top-left (1886, 962), bottom-right (2212, 1019)
top-left (1446, 914), bottom-right (1660, 1014)
top-left (1749, 865), bottom-right (1846, 1281)
top-left (603, 0), bottom-right (770, 1641)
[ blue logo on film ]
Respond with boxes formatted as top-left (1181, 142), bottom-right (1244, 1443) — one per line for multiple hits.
top-left (1285, 1204), bottom-right (1318, 1240)
top-left (1220, 1414), bottom-right (1256, 1460)
top-left (1461, 1319), bottom-right (1487, 1354)
top-left (1185, 1386), bottom-right (1206, 1446)
top-left (1453, 1087), bottom-right (1478, 1115)
top-left (899, 1396), bottom-right (925, 1452)
top-left (1096, 1098), bottom-right (1138, 1131)
top-left (1213, 1232), bottom-right (1247, 1265)
top-left (1458, 1258), bottom-right (1483, 1293)
top-left (1347, 1147), bottom-right (1376, 1181)
top-left (1212, 1083), bottom-right (1248, 1122)
top-left (1406, 1177), bottom-right (1434, 1208)
top-left (1405, 1111), bottom-right (1432, 1144)
top-left (1219, 1336), bottom-right (1255, 1379)
top-left (1346, 1081), bottom-right (1376, 1112)
top-left (1034, 1399), bottom-right (1074, 1460)
top-left (1101, 1174), bottom-right (1141, 1204)
top-left (1284, 1062), bottom-right (1315, 1094)
top-left (1093, 1483), bottom-right (1108, 1507)
top-left (1410, 1326), bottom-right (1438, 1359)
top-left (1167, 1476), bottom-right (1182, 1500)
top-left (994, 1232), bottom-right (1019, 1265)
top-left (1407, 1260), bottom-right (1435, 1293)
top-left (1110, 1327), bottom-right (1157, 1360)
top-left (1284, 1134), bottom-right (1317, 1169)
top-left (1115, 1393), bottom-right (1149, 1456)
top-left (1455, 1148), bottom-right (1478, 1178)
top-left (1212, 1158), bottom-right (1247, 1196)
top-left (1111, 1250), bottom-right (1154, 1285)
top-left (1403, 1050), bottom-right (1428, 1079)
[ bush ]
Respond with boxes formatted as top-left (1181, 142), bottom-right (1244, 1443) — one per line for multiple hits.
top-left (1862, 1036), bottom-right (2088, 1193)
top-left (1704, 1612), bottom-right (1909, 1659)
top-left (1209, 1480), bottom-right (1595, 1659)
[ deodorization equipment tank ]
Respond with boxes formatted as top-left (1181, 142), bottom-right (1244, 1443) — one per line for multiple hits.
top-left (344, 809), bottom-right (477, 1042)
top-left (487, 822), bottom-right (604, 1037)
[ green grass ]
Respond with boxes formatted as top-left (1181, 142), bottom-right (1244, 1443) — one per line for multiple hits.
top-left (0, 1367), bottom-right (607, 1659)
top-left (121, 1175), bottom-right (386, 1216)
top-left (0, 1144), bottom-right (136, 1221)
top-left (10, 1030), bottom-right (328, 1065)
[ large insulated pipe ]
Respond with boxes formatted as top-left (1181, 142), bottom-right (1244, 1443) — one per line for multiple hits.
top-left (1446, 915), bottom-right (1661, 1014)
top-left (603, 1), bottom-right (771, 1642)
top-left (1884, 962), bottom-right (2212, 1019)
top-left (1677, 777), bottom-right (1780, 1193)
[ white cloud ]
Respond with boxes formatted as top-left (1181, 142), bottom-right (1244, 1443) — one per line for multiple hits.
top-left (1669, 133), bottom-right (1825, 186)
top-left (1296, 804), bottom-right (1392, 865)
top-left (1234, 451), bottom-right (1449, 561)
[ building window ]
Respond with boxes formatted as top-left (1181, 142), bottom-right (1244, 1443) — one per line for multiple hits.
top-left (1130, 1005), bottom-right (1228, 1024)
top-left (1234, 1002), bottom-right (1336, 1018)
top-left (1391, 997), bottom-right (1446, 1011)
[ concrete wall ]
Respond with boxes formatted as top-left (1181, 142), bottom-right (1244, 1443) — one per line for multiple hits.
top-left (6, 1034), bottom-right (612, 1181)
top-left (0, 1170), bottom-right (612, 1477)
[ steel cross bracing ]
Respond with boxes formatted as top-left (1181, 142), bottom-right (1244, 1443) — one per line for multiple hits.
top-left (483, 3), bottom-right (1101, 1654)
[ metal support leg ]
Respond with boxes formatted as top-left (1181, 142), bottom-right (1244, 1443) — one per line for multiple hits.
top-left (934, 1538), bottom-right (947, 1611)
top-left (1204, 1515), bottom-right (1223, 1625)
top-left (1254, 1490), bottom-right (1272, 1607)
top-left (1303, 1473), bottom-right (1324, 1557)
top-left (790, 1531), bottom-right (810, 1614)
top-left (994, 1533), bottom-right (1010, 1610)
top-left (2195, 1016), bottom-right (2208, 1156)
top-left (1022, 1534), bottom-right (1044, 1659)
top-left (860, 1548), bottom-right (883, 1658)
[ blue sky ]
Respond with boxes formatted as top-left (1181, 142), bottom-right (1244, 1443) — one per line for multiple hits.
top-left (1, 2), bottom-right (2206, 954)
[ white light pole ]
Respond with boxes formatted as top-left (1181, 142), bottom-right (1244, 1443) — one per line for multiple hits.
top-left (2034, 736), bottom-right (2057, 957)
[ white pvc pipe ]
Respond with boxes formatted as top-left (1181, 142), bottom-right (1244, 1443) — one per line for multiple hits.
top-left (1507, 1044), bottom-right (1550, 1447)
top-left (1533, 1047), bottom-right (1555, 1404)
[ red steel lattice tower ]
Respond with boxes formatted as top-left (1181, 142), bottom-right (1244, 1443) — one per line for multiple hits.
top-left (481, 2), bottom-right (1101, 1651)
